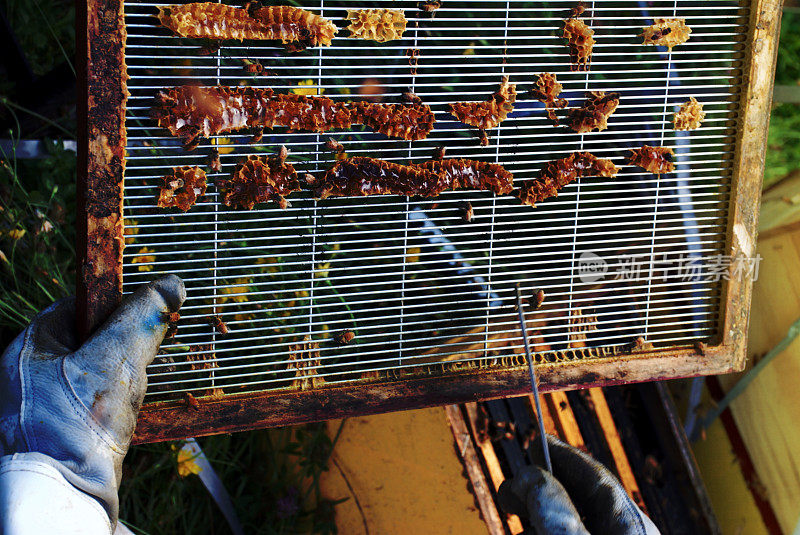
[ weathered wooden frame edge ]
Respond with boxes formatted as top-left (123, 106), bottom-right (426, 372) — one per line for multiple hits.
top-left (77, 0), bottom-right (128, 340)
top-left (717, 0), bottom-right (782, 371)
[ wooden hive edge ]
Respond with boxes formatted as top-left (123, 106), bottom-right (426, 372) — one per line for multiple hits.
top-left (77, 0), bottom-right (128, 339)
top-left (717, 0), bottom-right (784, 371)
top-left (134, 344), bottom-right (734, 443)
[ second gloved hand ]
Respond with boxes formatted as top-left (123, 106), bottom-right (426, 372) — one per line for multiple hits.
top-left (498, 434), bottom-right (661, 535)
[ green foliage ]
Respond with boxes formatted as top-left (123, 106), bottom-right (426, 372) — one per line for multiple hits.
top-left (765, 11), bottom-right (800, 188)
top-left (764, 103), bottom-right (800, 188)
top-left (775, 12), bottom-right (800, 86)
top-left (120, 423), bottom-right (343, 534)
top-left (3, 0), bottom-right (75, 77)
top-left (0, 138), bottom-right (76, 346)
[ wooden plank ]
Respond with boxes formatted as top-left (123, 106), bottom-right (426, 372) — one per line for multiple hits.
top-left (544, 391), bottom-right (586, 451)
top-left (715, 224), bottom-right (800, 533)
top-left (463, 403), bottom-right (525, 535)
top-left (758, 170), bottom-right (800, 237)
top-left (588, 388), bottom-right (646, 513)
top-left (463, 403), bottom-right (506, 490)
top-left (693, 378), bottom-right (776, 535)
top-left (649, 383), bottom-right (722, 534)
top-left (692, 416), bottom-right (770, 535)
top-left (536, 387), bottom-right (645, 510)
top-left (719, 0), bottom-right (784, 370)
top-left (529, 395), bottom-right (558, 436)
top-left (76, 0), bottom-right (127, 339)
top-left (445, 405), bottom-right (506, 535)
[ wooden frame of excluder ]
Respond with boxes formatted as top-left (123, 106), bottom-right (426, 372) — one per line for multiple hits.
top-left (77, 0), bottom-right (783, 443)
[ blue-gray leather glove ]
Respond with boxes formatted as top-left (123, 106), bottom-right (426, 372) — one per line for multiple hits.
top-left (498, 434), bottom-right (661, 535)
top-left (0, 275), bottom-right (185, 531)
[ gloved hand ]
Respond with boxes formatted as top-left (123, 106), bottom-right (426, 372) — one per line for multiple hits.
top-left (498, 434), bottom-right (661, 535)
top-left (0, 275), bottom-right (185, 531)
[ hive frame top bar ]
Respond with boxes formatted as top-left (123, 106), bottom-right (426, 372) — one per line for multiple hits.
top-left (77, 0), bottom-right (781, 443)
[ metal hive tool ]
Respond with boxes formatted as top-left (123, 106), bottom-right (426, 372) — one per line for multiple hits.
top-left (77, 0), bottom-right (780, 442)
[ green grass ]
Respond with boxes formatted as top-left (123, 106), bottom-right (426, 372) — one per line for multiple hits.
top-left (0, 137), bottom-right (76, 344)
top-left (775, 12), bottom-right (800, 87)
top-left (764, 103), bottom-right (800, 188)
top-left (764, 11), bottom-right (800, 189)
top-left (120, 423), bottom-right (345, 535)
top-left (0, 3), bottom-right (78, 343)
top-left (3, 0), bottom-right (75, 79)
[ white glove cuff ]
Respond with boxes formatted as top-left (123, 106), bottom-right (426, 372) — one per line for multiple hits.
top-left (635, 504), bottom-right (662, 535)
top-left (0, 453), bottom-right (112, 535)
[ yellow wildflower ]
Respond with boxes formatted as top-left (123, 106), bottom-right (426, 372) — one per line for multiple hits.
top-left (131, 247), bottom-right (156, 272)
top-left (217, 278), bottom-right (255, 321)
top-left (218, 277), bottom-right (251, 304)
top-left (293, 79), bottom-right (324, 96)
top-left (314, 262), bottom-right (331, 279)
top-left (175, 447), bottom-right (202, 477)
top-left (7, 229), bottom-right (25, 240)
top-left (216, 138), bottom-right (234, 155)
top-left (406, 247), bottom-right (421, 263)
top-left (123, 219), bottom-right (139, 245)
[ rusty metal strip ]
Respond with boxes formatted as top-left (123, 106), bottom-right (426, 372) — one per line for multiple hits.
top-left (134, 346), bottom-right (731, 443)
top-left (76, 0), bottom-right (127, 338)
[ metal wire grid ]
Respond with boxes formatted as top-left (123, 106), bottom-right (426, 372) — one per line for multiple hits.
top-left (121, 0), bottom-right (746, 401)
